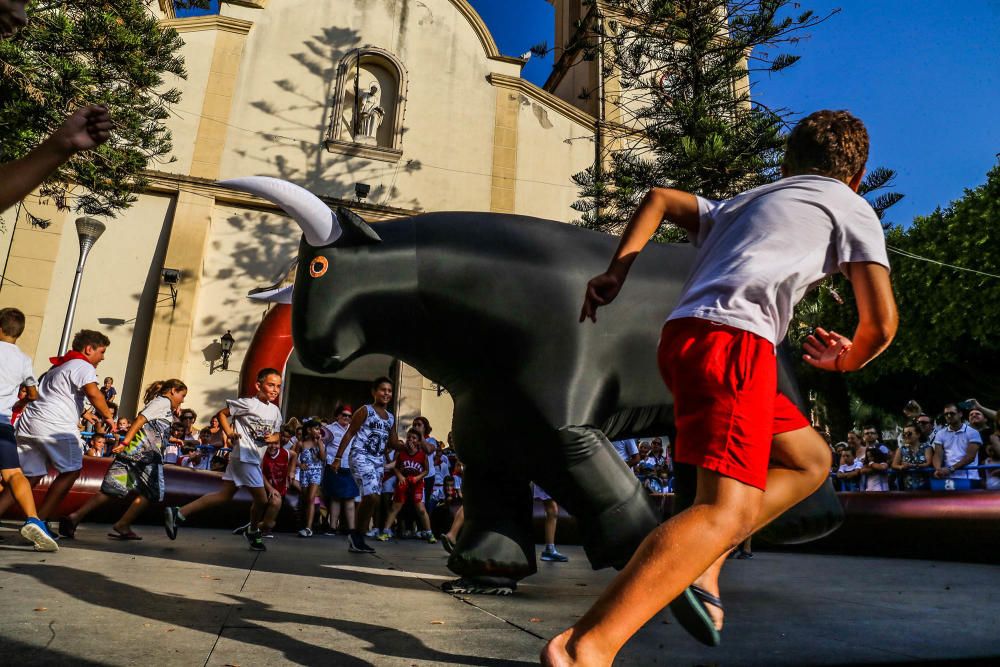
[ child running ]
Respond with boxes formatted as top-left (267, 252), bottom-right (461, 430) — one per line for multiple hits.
top-left (332, 376), bottom-right (400, 554)
top-left (378, 427), bottom-right (436, 543)
top-left (0, 307), bottom-right (58, 551)
top-left (545, 110), bottom-right (898, 665)
top-left (60, 379), bottom-right (187, 540)
top-left (164, 368), bottom-right (283, 551)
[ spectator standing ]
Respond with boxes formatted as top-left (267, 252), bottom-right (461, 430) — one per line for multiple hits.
top-left (61, 380), bottom-right (187, 540)
top-left (984, 433), bottom-right (1000, 491)
top-left (892, 423), bottom-right (932, 491)
top-left (163, 368), bottom-right (284, 552)
top-left (5, 330), bottom-right (115, 528)
top-left (0, 307), bottom-right (58, 551)
top-left (100, 377), bottom-right (118, 418)
top-left (258, 437), bottom-right (296, 538)
top-left (932, 403), bottom-right (982, 482)
top-left (534, 483), bottom-right (569, 562)
top-left (86, 434), bottom-right (107, 457)
top-left (182, 445), bottom-right (211, 471)
top-left (323, 405), bottom-right (358, 535)
top-left (332, 376), bottom-right (401, 554)
top-left (205, 415), bottom-right (228, 449)
top-left (861, 446), bottom-right (889, 491)
top-left (379, 428), bottom-right (435, 542)
top-left (294, 419), bottom-right (326, 537)
top-left (836, 450), bottom-right (863, 491)
top-left (612, 438), bottom-right (640, 468)
top-left (915, 413), bottom-right (937, 445)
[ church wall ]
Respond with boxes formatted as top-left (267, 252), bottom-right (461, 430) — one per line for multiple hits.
top-left (158, 28), bottom-right (218, 177)
top-left (215, 0), bottom-right (506, 214)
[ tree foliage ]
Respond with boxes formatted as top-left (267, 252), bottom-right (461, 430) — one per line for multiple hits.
top-left (0, 1), bottom-right (208, 218)
top-left (570, 0), bottom-right (838, 241)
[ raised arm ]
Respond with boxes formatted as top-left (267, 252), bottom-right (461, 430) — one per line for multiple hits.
top-left (580, 187), bottom-right (699, 323)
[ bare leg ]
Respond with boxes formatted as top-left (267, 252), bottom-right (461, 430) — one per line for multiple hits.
top-left (261, 493), bottom-right (282, 532)
top-left (67, 492), bottom-right (113, 526)
top-left (342, 498), bottom-right (356, 530)
top-left (542, 426), bottom-right (829, 666)
top-left (445, 505), bottom-right (464, 543)
top-left (179, 480), bottom-right (238, 518)
top-left (0, 468), bottom-right (42, 520)
top-left (36, 470), bottom-right (81, 520)
top-left (415, 504), bottom-right (432, 532)
top-left (113, 496), bottom-right (149, 533)
top-left (303, 484), bottom-right (318, 530)
top-left (327, 498), bottom-right (341, 531)
top-left (543, 499), bottom-right (558, 545)
top-left (382, 501), bottom-right (404, 532)
top-left (247, 486), bottom-right (268, 532)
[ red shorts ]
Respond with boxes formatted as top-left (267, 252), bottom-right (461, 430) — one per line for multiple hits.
top-left (658, 317), bottom-right (810, 490)
top-left (392, 477), bottom-right (425, 505)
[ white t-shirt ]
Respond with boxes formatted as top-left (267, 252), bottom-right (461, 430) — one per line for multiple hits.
top-left (668, 175), bottom-right (890, 345)
top-left (324, 421), bottom-right (350, 467)
top-left (18, 359), bottom-right (98, 437)
top-left (837, 459), bottom-right (863, 476)
top-left (612, 438), bottom-right (639, 462)
top-left (132, 395), bottom-right (173, 451)
top-left (933, 424), bottom-right (983, 480)
top-left (0, 341), bottom-right (36, 425)
top-left (227, 397), bottom-right (283, 465)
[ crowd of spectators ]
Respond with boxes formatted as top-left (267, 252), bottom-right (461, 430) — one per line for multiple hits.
top-left (831, 398), bottom-right (1000, 492)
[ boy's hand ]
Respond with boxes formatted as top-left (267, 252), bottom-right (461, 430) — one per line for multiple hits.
top-left (51, 105), bottom-right (113, 154)
top-left (580, 270), bottom-right (625, 323)
top-left (802, 327), bottom-right (853, 372)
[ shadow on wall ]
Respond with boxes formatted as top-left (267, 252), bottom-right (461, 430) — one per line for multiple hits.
top-left (238, 25), bottom-right (422, 210)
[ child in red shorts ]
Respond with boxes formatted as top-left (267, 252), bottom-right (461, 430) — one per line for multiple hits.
top-left (378, 428), bottom-right (436, 543)
top-left (544, 110), bottom-right (899, 665)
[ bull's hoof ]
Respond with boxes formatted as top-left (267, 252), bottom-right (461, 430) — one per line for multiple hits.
top-left (441, 577), bottom-right (517, 596)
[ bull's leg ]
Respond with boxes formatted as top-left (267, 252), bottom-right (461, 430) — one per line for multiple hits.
top-left (534, 426), bottom-right (660, 571)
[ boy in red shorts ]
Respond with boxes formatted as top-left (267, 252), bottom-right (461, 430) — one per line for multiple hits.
top-left (234, 437), bottom-right (296, 539)
top-left (378, 428), bottom-right (436, 543)
top-left (544, 110), bottom-right (898, 665)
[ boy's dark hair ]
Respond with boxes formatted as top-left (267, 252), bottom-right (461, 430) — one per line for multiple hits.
top-left (371, 375), bottom-right (393, 391)
top-left (0, 307), bottom-right (26, 338)
top-left (91, 433), bottom-right (106, 442)
top-left (443, 475), bottom-right (455, 485)
top-left (71, 329), bottom-right (110, 352)
top-left (784, 110), bottom-right (869, 182)
top-left (406, 427), bottom-right (421, 438)
top-left (257, 367), bottom-right (281, 382)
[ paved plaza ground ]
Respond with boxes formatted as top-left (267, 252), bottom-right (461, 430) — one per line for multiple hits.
top-left (0, 522), bottom-right (997, 666)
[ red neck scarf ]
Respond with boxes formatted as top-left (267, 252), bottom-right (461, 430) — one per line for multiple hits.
top-left (48, 350), bottom-right (94, 368)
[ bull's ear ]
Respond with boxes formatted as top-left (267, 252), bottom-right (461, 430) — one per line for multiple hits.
top-left (333, 207), bottom-right (382, 246)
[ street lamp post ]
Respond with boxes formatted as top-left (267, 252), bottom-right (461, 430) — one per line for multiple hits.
top-left (57, 217), bottom-right (106, 356)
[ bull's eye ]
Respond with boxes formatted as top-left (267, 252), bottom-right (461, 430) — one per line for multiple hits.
top-left (309, 256), bottom-right (328, 278)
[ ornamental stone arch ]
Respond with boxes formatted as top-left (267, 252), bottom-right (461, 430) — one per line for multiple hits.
top-left (325, 46), bottom-right (409, 163)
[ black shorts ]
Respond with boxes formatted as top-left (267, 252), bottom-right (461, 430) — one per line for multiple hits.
top-left (0, 423), bottom-right (21, 470)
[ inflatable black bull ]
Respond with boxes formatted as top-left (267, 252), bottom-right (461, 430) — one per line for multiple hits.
top-left (224, 177), bottom-right (842, 590)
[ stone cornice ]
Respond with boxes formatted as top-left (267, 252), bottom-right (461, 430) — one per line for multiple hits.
top-left (225, 0), bottom-right (268, 7)
top-left (487, 73), bottom-right (596, 129)
top-left (143, 170), bottom-right (417, 222)
top-left (449, 0), bottom-right (526, 68)
top-left (160, 15), bottom-right (254, 35)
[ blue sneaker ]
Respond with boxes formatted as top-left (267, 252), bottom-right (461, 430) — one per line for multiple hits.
top-left (20, 518), bottom-right (59, 552)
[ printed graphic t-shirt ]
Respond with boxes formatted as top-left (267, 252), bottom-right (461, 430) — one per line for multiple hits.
top-left (127, 395), bottom-right (174, 453)
top-left (18, 359), bottom-right (98, 437)
top-left (397, 448), bottom-right (428, 479)
top-left (0, 341), bottom-right (36, 425)
top-left (227, 396), bottom-right (283, 465)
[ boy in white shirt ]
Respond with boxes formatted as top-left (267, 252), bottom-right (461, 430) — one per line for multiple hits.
top-left (163, 368), bottom-right (283, 551)
top-left (546, 110), bottom-right (898, 663)
top-left (11, 329), bottom-right (115, 530)
top-left (0, 308), bottom-right (58, 551)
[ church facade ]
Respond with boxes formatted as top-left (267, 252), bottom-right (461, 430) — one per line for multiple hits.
top-left (0, 0), bottom-right (609, 432)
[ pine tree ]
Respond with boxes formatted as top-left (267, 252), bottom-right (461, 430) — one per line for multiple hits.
top-left (570, 0), bottom-right (837, 240)
top-left (0, 1), bottom-right (209, 220)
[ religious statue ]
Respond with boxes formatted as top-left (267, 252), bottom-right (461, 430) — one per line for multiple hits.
top-left (354, 83), bottom-right (385, 145)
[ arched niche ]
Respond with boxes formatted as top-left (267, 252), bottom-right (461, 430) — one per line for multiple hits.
top-left (325, 47), bottom-right (408, 163)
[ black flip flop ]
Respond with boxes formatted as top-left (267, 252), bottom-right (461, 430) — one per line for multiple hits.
top-left (668, 584), bottom-right (724, 647)
top-left (107, 529), bottom-right (142, 541)
top-left (439, 534), bottom-right (456, 554)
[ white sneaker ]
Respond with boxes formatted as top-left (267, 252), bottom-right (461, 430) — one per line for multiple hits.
top-left (298, 528), bottom-right (313, 538)
top-left (365, 528), bottom-right (379, 538)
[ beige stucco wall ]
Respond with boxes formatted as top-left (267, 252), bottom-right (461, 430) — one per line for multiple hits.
top-left (30, 194), bottom-right (176, 415)
top-left (159, 28), bottom-right (218, 176)
top-left (180, 203), bottom-right (299, 418)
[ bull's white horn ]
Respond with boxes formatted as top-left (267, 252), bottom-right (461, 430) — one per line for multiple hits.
top-left (219, 176), bottom-right (342, 246)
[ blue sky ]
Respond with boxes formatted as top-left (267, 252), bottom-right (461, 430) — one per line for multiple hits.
top-left (180, 1), bottom-right (1000, 226)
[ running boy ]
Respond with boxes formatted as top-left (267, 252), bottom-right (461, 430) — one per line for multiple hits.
top-left (378, 427), bottom-right (436, 543)
top-left (6, 330), bottom-right (115, 530)
top-left (545, 110), bottom-right (898, 664)
top-left (164, 368), bottom-right (283, 551)
top-left (0, 307), bottom-right (58, 551)
top-left (60, 379), bottom-right (187, 540)
top-left (332, 376), bottom-right (400, 554)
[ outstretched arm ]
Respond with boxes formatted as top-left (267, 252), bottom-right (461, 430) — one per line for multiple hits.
top-left (803, 261), bottom-right (897, 372)
top-left (0, 105), bottom-right (113, 213)
top-left (580, 188), bottom-right (699, 323)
